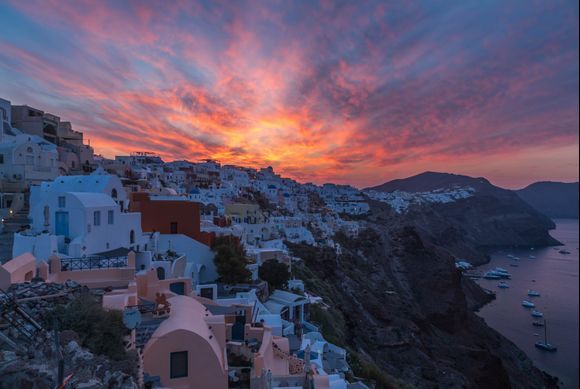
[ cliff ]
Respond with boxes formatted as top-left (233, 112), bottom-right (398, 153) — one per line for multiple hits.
top-left (364, 172), bottom-right (560, 265)
top-left (289, 226), bottom-right (558, 388)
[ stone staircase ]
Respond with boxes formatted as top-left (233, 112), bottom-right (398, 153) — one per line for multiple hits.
top-left (272, 343), bottom-right (305, 374)
top-left (135, 318), bottom-right (165, 348)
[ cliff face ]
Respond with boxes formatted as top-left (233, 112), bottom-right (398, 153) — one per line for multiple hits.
top-left (365, 172), bottom-right (560, 265)
top-left (290, 226), bottom-right (557, 388)
top-left (516, 182), bottom-right (579, 219)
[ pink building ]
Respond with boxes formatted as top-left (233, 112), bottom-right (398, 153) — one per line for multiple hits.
top-left (143, 295), bottom-right (229, 388)
top-left (0, 252), bottom-right (36, 290)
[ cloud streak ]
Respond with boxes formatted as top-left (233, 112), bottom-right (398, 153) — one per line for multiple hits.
top-left (0, 0), bottom-right (577, 188)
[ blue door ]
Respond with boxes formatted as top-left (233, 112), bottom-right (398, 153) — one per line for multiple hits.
top-left (55, 211), bottom-right (69, 237)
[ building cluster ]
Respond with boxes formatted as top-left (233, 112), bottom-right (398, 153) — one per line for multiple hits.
top-left (0, 97), bottom-right (373, 389)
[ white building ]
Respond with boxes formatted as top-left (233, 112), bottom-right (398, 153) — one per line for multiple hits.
top-left (0, 99), bottom-right (59, 192)
top-left (12, 171), bottom-right (145, 261)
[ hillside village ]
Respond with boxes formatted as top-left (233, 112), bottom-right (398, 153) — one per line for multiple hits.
top-left (0, 97), bottom-right (490, 388)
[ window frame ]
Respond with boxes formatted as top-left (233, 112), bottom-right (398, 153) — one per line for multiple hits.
top-left (93, 210), bottom-right (101, 226)
top-left (169, 351), bottom-right (188, 379)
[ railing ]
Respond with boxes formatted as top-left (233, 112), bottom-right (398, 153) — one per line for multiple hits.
top-left (60, 255), bottom-right (128, 271)
top-left (125, 303), bottom-right (156, 314)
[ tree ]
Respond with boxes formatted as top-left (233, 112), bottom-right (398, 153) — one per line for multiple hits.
top-left (259, 259), bottom-right (290, 291)
top-left (212, 236), bottom-right (252, 284)
top-left (44, 292), bottom-right (131, 362)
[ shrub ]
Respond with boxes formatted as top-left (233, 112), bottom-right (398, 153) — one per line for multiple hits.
top-left (44, 292), bottom-right (130, 362)
top-left (258, 260), bottom-right (290, 291)
top-left (212, 236), bottom-right (252, 284)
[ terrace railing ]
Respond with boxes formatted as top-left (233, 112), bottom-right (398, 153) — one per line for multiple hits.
top-left (60, 255), bottom-right (128, 272)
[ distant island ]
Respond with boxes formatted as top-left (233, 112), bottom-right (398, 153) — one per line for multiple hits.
top-left (516, 182), bottom-right (579, 219)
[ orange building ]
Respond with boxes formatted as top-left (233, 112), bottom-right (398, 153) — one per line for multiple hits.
top-left (130, 193), bottom-right (214, 246)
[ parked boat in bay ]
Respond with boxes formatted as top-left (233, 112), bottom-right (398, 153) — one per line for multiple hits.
top-left (522, 300), bottom-right (535, 308)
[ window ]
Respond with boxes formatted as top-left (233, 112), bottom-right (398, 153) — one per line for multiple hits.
top-left (111, 188), bottom-right (118, 199)
top-left (108, 210), bottom-right (114, 224)
top-left (0, 154), bottom-right (3, 164)
top-left (170, 222), bottom-right (178, 234)
top-left (58, 196), bottom-right (66, 208)
top-left (130, 230), bottom-right (135, 244)
top-left (170, 351), bottom-right (188, 379)
top-left (93, 211), bottom-right (101, 226)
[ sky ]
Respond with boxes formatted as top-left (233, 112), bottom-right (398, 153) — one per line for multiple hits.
top-left (0, 0), bottom-right (578, 189)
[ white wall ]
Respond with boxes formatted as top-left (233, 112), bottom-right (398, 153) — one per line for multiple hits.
top-left (157, 234), bottom-right (217, 284)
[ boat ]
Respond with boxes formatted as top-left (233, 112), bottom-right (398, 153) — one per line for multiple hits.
top-left (522, 300), bottom-right (535, 308)
top-left (531, 310), bottom-right (543, 317)
top-left (532, 320), bottom-right (545, 327)
top-left (559, 249), bottom-right (570, 255)
top-left (509, 264), bottom-right (519, 267)
top-left (535, 320), bottom-right (557, 352)
top-left (528, 255), bottom-right (536, 259)
top-left (483, 271), bottom-right (502, 280)
top-left (498, 282), bottom-right (510, 289)
top-left (487, 268), bottom-right (511, 279)
top-left (528, 290), bottom-right (540, 297)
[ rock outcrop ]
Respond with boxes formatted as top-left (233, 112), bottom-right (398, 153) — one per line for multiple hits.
top-left (290, 225), bottom-right (558, 388)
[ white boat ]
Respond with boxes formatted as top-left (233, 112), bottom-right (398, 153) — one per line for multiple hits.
top-left (531, 310), bottom-right (543, 318)
top-left (498, 282), bottom-right (509, 289)
top-left (492, 269), bottom-right (511, 279)
top-left (483, 271), bottom-right (502, 280)
top-left (528, 255), bottom-right (536, 259)
top-left (528, 290), bottom-right (540, 297)
top-left (535, 320), bottom-right (557, 352)
top-left (522, 300), bottom-right (535, 308)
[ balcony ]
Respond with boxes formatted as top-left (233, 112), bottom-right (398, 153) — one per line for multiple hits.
top-left (60, 255), bottom-right (128, 271)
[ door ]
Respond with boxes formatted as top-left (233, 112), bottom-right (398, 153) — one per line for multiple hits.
top-left (55, 211), bottom-right (69, 237)
top-left (232, 312), bottom-right (246, 341)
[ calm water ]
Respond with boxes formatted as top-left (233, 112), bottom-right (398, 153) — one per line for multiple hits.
top-left (477, 219), bottom-right (579, 388)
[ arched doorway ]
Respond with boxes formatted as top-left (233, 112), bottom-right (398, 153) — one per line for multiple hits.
top-left (156, 267), bottom-right (166, 280)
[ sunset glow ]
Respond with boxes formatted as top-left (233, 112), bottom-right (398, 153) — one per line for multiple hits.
top-left (0, 0), bottom-right (578, 188)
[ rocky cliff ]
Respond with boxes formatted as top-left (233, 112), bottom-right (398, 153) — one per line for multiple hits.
top-left (364, 172), bottom-right (560, 265)
top-left (290, 225), bottom-right (558, 388)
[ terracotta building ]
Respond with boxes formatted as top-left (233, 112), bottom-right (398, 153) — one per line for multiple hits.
top-left (130, 193), bottom-right (214, 246)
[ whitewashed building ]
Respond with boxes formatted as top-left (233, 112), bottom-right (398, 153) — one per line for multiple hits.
top-left (12, 171), bottom-right (145, 261)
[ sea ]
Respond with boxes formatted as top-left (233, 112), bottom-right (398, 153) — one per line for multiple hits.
top-left (476, 219), bottom-right (579, 387)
